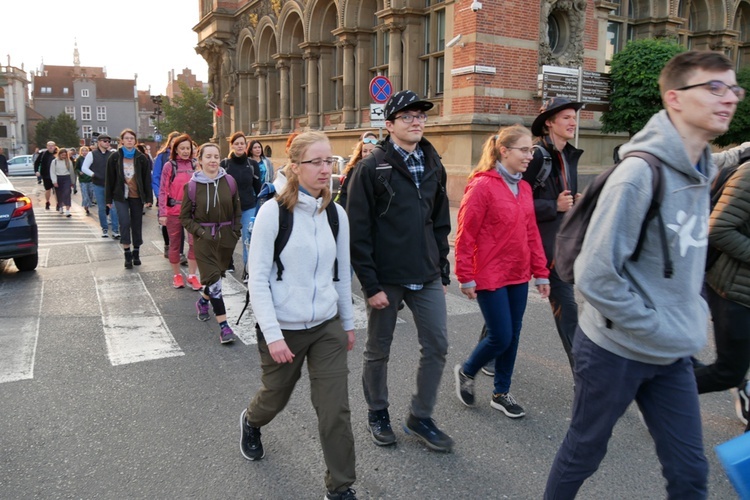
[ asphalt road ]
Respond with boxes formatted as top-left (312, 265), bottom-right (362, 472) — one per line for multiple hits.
top-left (0, 176), bottom-right (742, 499)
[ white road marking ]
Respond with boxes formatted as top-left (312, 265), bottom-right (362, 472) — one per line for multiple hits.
top-left (0, 281), bottom-right (43, 383)
top-left (94, 273), bottom-right (183, 366)
top-left (222, 274), bottom-right (257, 345)
top-left (38, 248), bottom-right (50, 268)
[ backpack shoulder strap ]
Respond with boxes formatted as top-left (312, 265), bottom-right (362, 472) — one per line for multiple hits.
top-left (187, 180), bottom-right (198, 215)
top-left (370, 147), bottom-right (395, 198)
top-left (533, 145), bottom-right (553, 190)
top-left (325, 202), bottom-right (340, 282)
top-left (170, 160), bottom-right (178, 181)
top-left (273, 201), bottom-right (293, 281)
top-left (224, 174), bottom-right (237, 197)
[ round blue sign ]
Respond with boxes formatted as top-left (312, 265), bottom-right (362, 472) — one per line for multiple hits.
top-left (369, 76), bottom-right (393, 104)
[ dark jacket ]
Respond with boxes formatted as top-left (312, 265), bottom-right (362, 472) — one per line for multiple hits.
top-left (0, 154), bottom-right (7, 175)
top-left (346, 136), bottom-right (451, 298)
top-left (522, 136), bottom-right (583, 265)
top-left (34, 149), bottom-right (57, 178)
top-left (89, 148), bottom-right (114, 186)
top-left (221, 154), bottom-right (261, 211)
top-left (104, 149), bottom-right (153, 204)
top-left (706, 163), bottom-right (750, 309)
top-left (75, 155), bottom-right (92, 183)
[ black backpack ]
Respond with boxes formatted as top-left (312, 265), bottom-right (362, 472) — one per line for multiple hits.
top-left (554, 151), bottom-right (673, 284)
top-left (236, 199), bottom-right (340, 324)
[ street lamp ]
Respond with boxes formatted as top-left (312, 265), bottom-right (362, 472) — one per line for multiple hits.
top-left (151, 95), bottom-right (164, 146)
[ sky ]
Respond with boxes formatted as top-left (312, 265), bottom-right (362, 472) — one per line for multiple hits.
top-left (2, 0), bottom-right (208, 93)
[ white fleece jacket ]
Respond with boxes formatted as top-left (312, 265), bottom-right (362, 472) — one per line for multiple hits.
top-left (248, 191), bottom-right (354, 344)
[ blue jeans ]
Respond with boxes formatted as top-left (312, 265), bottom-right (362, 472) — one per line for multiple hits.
top-left (544, 328), bottom-right (708, 499)
top-left (240, 208), bottom-right (254, 271)
top-left (463, 283), bottom-right (528, 394)
top-left (92, 184), bottom-right (118, 233)
top-left (80, 181), bottom-right (94, 209)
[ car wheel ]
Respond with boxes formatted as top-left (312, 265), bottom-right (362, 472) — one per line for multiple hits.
top-left (14, 253), bottom-right (38, 272)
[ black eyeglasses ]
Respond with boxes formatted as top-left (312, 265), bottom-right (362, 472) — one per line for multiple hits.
top-left (675, 80), bottom-right (745, 101)
top-left (393, 113), bottom-right (428, 123)
top-left (300, 157), bottom-right (336, 167)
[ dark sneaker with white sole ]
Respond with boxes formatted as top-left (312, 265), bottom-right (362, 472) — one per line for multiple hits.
top-left (736, 380), bottom-right (749, 426)
top-left (324, 488), bottom-right (357, 500)
top-left (239, 409), bottom-right (264, 460)
top-left (403, 414), bottom-right (453, 452)
top-left (454, 364), bottom-right (475, 407)
top-left (367, 409), bottom-right (396, 446)
top-left (491, 392), bottom-right (525, 418)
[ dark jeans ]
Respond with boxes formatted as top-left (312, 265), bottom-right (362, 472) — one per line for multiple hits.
top-left (544, 328), bottom-right (707, 499)
top-left (695, 286), bottom-right (750, 393)
top-left (549, 268), bottom-right (578, 371)
top-left (463, 283), bottom-right (528, 394)
top-left (93, 184), bottom-right (118, 232)
top-left (114, 198), bottom-right (144, 248)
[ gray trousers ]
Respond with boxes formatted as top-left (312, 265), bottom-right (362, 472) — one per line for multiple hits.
top-left (362, 280), bottom-right (449, 419)
top-left (247, 317), bottom-right (356, 493)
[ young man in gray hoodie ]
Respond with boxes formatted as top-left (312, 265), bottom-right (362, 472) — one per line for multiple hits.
top-left (544, 50), bottom-right (743, 499)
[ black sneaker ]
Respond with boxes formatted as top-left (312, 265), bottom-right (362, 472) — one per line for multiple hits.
top-left (491, 392), bottom-right (525, 418)
top-left (736, 380), bottom-right (749, 426)
top-left (325, 488), bottom-right (357, 500)
top-left (367, 409), bottom-right (396, 446)
top-left (454, 364), bottom-right (475, 407)
top-left (227, 262), bottom-right (235, 273)
top-left (403, 414), bottom-right (453, 452)
top-left (239, 409), bottom-right (264, 461)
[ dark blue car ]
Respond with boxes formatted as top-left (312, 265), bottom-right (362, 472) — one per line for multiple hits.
top-left (0, 171), bottom-right (38, 271)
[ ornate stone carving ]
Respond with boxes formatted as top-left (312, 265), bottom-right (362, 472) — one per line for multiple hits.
top-left (249, 13), bottom-right (258, 28)
top-left (271, 0), bottom-right (282, 17)
top-left (196, 37), bottom-right (238, 105)
top-left (539, 0), bottom-right (586, 68)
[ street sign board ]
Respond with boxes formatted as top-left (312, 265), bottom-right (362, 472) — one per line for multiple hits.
top-left (370, 104), bottom-right (385, 128)
top-left (369, 76), bottom-right (392, 104)
top-left (540, 65), bottom-right (611, 112)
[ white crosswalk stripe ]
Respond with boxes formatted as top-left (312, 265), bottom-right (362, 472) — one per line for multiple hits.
top-left (0, 280), bottom-right (43, 383)
top-left (35, 209), bottom-right (102, 246)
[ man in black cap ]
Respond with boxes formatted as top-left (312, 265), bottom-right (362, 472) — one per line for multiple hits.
top-left (347, 89), bottom-right (453, 452)
top-left (523, 97), bottom-right (584, 373)
top-left (81, 133), bottom-right (120, 238)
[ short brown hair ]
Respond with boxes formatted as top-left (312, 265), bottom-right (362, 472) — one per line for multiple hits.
top-left (170, 134), bottom-right (194, 161)
top-left (659, 50), bottom-right (733, 97)
top-left (119, 128), bottom-right (137, 141)
top-left (228, 131), bottom-right (247, 145)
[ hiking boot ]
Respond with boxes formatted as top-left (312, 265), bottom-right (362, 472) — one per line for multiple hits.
top-left (196, 299), bottom-right (210, 322)
top-left (325, 488), bottom-right (357, 500)
top-left (403, 414), bottom-right (453, 452)
top-left (454, 364), bottom-right (475, 407)
top-left (239, 409), bottom-right (264, 461)
top-left (735, 380), bottom-right (750, 426)
top-left (491, 392), bottom-right (525, 418)
top-left (220, 324), bottom-right (236, 344)
top-left (172, 274), bottom-right (185, 289)
top-left (124, 249), bottom-right (133, 269)
top-left (367, 409), bottom-right (396, 446)
top-left (132, 249), bottom-right (141, 266)
top-left (186, 275), bottom-right (202, 291)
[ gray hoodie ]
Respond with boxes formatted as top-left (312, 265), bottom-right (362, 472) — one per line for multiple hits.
top-left (575, 110), bottom-right (713, 364)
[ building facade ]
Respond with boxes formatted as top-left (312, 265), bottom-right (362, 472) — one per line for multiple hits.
top-left (0, 64), bottom-right (30, 157)
top-left (195, 0), bottom-right (750, 199)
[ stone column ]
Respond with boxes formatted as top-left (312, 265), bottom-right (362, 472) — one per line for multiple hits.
top-left (341, 40), bottom-right (356, 128)
top-left (304, 50), bottom-right (320, 129)
top-left (277, 58), bottom-right (291, 132)
top-left (388, 24), bottom-right (403, 91)
top-left (255, 66), bottom-right (268, 134)
top-left (237, 70), bottom-right (252, 133)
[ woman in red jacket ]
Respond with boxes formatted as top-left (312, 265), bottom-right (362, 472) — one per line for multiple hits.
top-left (453, 124), bottom-right (550, 419)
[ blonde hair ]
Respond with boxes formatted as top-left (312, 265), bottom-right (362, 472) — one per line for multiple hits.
top-left (468, 124), bottom-right (531, 180)
top-left (277, 131), bottom-right (332, 212)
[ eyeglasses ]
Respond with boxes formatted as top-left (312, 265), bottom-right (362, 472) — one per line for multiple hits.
top-left (675, 80), bottom-right (745, 101)
top-left (506, 146), bottom-right (536, 155)
top-left (362, 138), bottom-right (378, 145)
top-left (300, 157), bottom-right (336, 167)
top-left (393, 113), bottom-right (428, 124)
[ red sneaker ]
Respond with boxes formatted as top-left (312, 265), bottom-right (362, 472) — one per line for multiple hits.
top-left (172, 274), bottom-right (185, 289)
top-left (187, 275), bottom-right (202, 291)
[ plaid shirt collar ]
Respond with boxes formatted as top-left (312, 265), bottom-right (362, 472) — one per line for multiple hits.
top-left (392, 142), bottom-right (425, 187)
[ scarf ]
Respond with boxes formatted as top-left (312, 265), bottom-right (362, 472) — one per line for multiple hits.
top-left (495, 161), bottom-right (522, 196)
top-left (122, 147), bottom-right (136, 159)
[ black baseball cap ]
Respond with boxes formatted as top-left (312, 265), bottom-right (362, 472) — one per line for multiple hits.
top-left (383, 90), bottom-right (433, 122)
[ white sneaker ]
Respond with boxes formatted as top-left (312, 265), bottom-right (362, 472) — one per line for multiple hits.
top-left (65, 210), bottom-right (71, 218)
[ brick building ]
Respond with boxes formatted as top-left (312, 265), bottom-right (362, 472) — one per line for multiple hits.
top-left (195, 0), bottom-right (750, 199)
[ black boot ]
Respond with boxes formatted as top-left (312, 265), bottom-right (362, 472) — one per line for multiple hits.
top-left (132, 248), bottom-right (141, 266)
top-left (163, 244), bottom-right (169, 259)
top-left (124, 249), bottom-right (133, 269)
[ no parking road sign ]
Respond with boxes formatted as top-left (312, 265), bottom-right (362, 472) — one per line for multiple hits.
top-left (369, 76), bottom-right (392, 104)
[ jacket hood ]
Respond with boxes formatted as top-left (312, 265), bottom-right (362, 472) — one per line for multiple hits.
top-left (191, 168), bottom-right (227, 184)
top-left (618, 110), bottom-right (712, 181)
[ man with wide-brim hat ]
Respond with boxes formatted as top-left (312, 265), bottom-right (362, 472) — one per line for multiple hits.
top-left (346, 89), bottom-right (454, 453)
top-left (522, 96), bottom-right (584, 373)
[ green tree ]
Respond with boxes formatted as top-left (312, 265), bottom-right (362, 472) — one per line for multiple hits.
top-left (33, 112), bottom-right (80, 148)
top-left (601, 38), bottom-right (685, 137)
top-left (160, 82), bottom-right (213, 144)
top-left (714, 66), bottom-right (750, 147)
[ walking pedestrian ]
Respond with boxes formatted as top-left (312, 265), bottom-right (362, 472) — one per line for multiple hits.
top-left (75, 147), bottom-right (93, 215)
top-left (49, 148), bottom-right (74, 217)
top-left (105, 129), bottom-right (153, 269)
top-left (34, 141), bottom-right (59, 211)
top-left (336, 131), bottom-right (377, 207)
top-left (240, 131), bottom-right (356, 500)
top-left (346, 90), bottom-right (453, 452)
top-left (81, 134), bottom-right (120, 238)
top-left (152, 131), bottom-right (181, 259)
top-left (181, 143), bottom-right (241, 343)
top-left (159, 134), bottom-right (200, 289)
top-left (544, 50), bottom-right (742, 499)
top-left (453, 125), bottom-right (550, 418)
